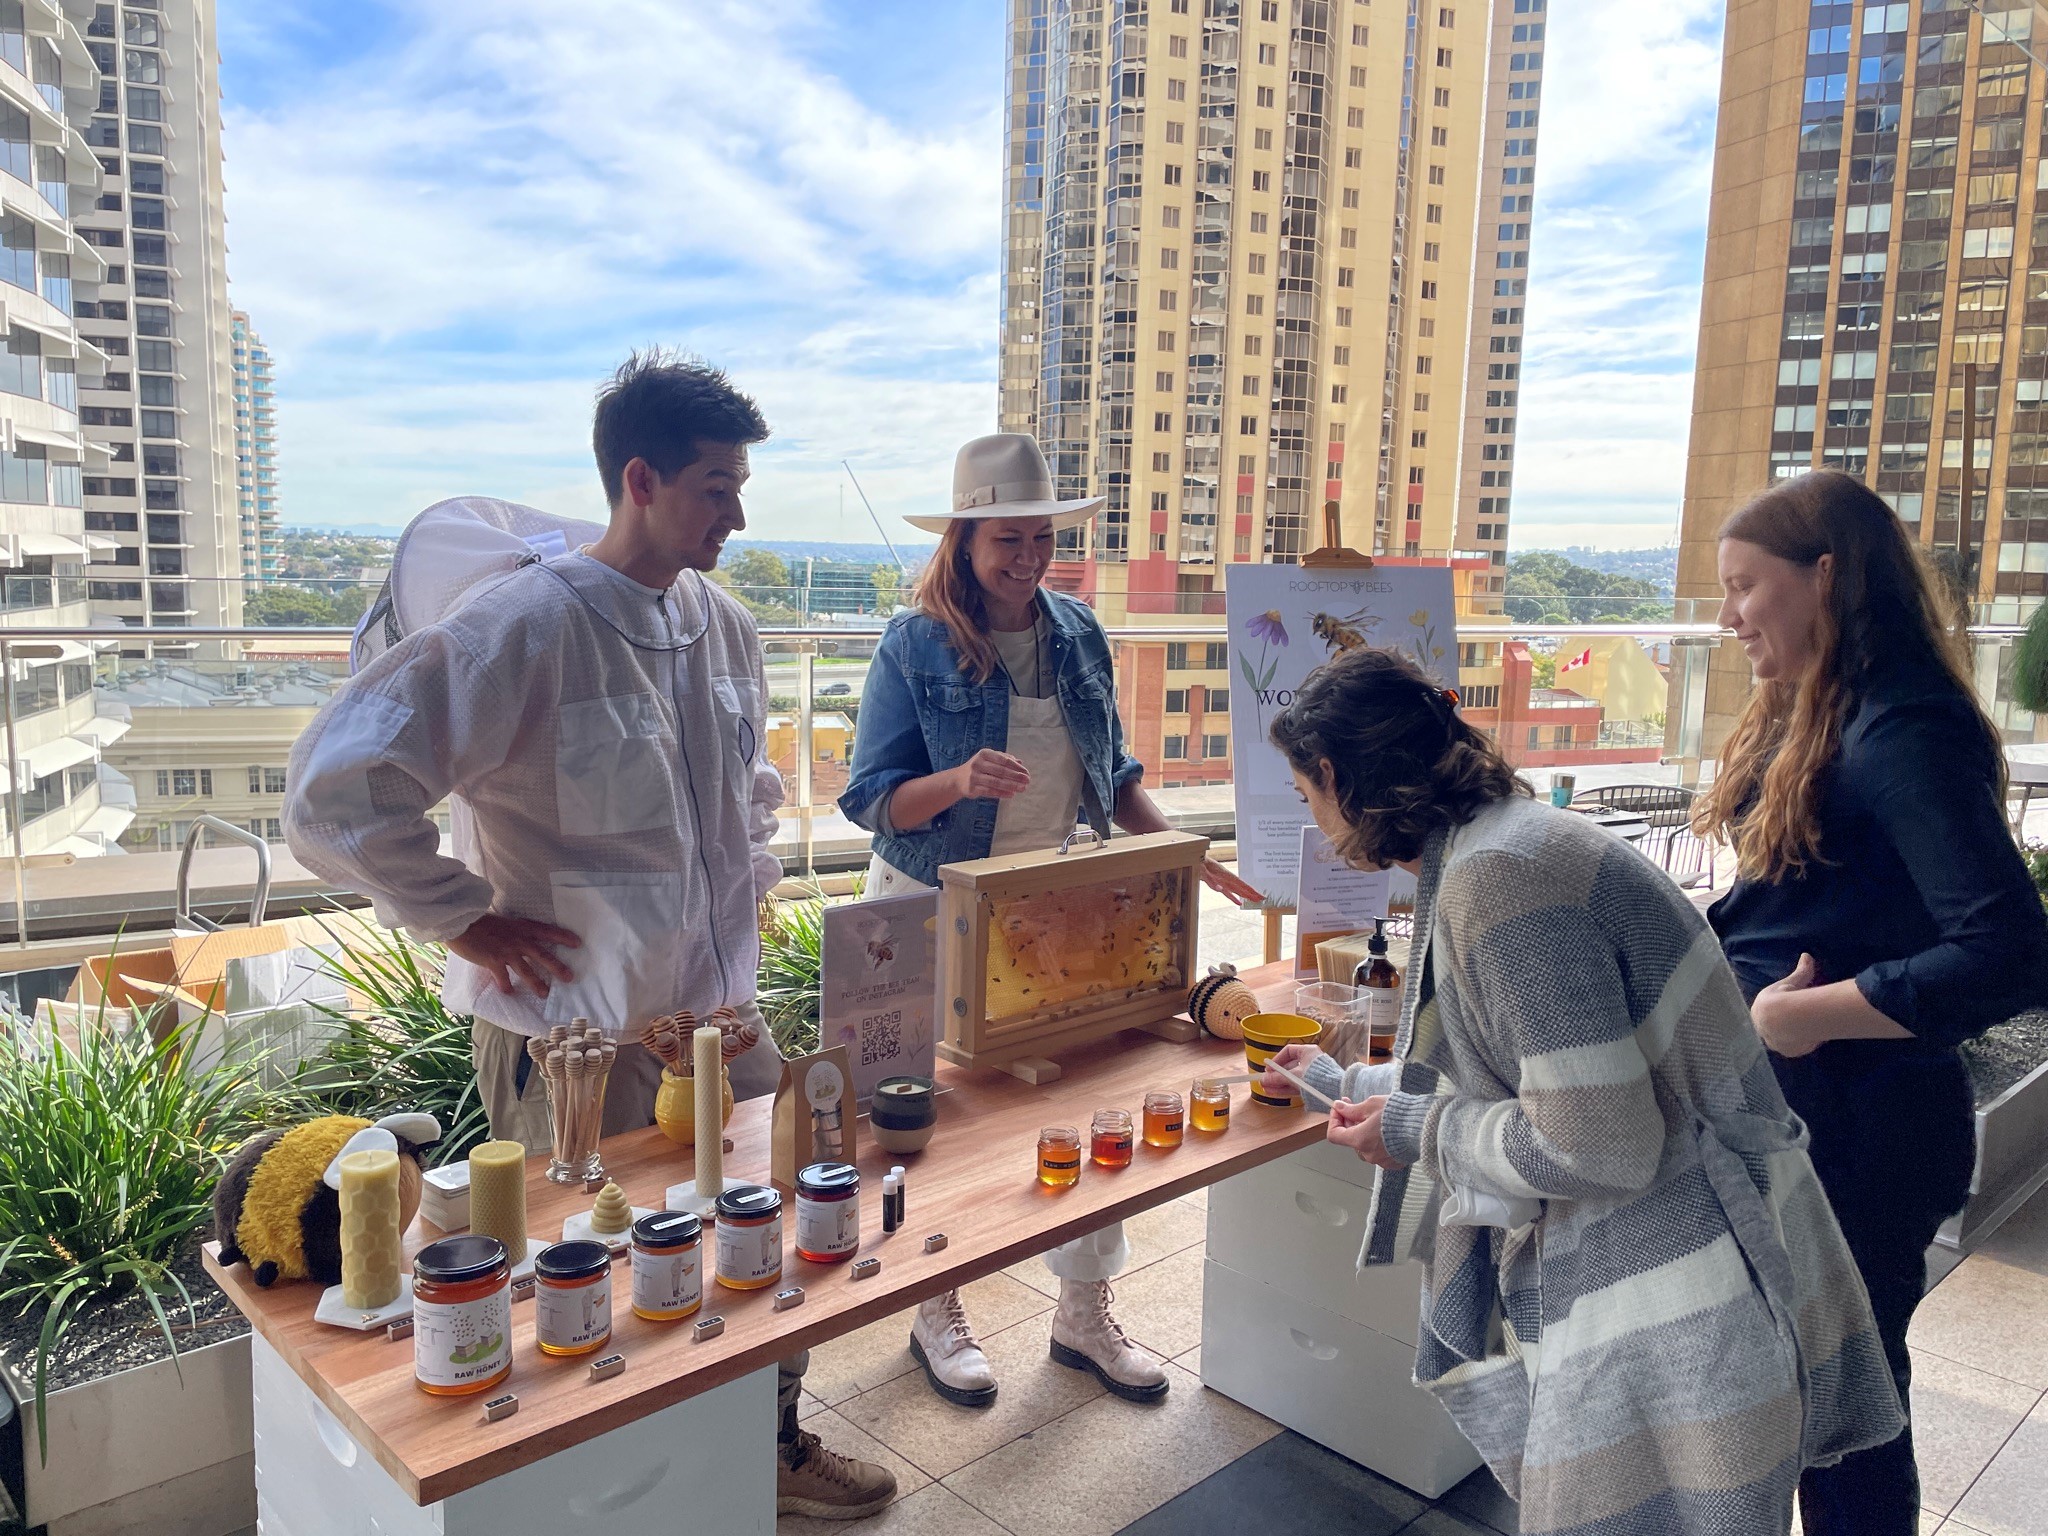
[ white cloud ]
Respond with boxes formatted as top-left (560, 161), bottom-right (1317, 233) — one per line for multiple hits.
top-left (1510, 0), bottom-right (1724, 552)
top-left (223, 0), bottom-right (1002, 535)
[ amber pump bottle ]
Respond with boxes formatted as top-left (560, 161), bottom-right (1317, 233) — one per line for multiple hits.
top-left (1354, 919), bottom-right (1403, 1063)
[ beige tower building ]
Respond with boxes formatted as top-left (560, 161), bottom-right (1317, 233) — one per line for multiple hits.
top-left (1000, 0), bottom-right (1548, 781)
top-left (1680, 0), bottom-right (2047, 754)
top-left (74, 0), bottom-right (240, 648)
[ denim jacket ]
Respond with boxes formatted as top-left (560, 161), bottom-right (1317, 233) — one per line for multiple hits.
top-left (838, 590), bottom-right (1144, 887)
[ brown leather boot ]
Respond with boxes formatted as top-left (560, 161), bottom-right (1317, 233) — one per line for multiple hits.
top-left (776, 1405), bottom-right (897, 1521)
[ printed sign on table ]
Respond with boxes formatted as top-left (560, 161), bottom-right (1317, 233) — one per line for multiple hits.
top-left (1294, 825), bottom-right (1418, 977)
top-left (1224, 560), bottom-right (1458, 906)
top-left (820, 890), bottom-right (939, 1109)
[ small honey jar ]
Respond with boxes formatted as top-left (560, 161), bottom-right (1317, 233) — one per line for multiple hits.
top-left (533, 1239), bottom-right (613, 1358)
top-left (1190, 1078), bottom-right (1232, 1133)
top-left (715, 1186), bottom-right (785, 1291)
top-left (1142, 1090), bottom-right (1184, 1149)
top-left (1037, 1126), bottom-right (1082, 1187)
top-left (1091, 1108), bottom-right (1134, 1168)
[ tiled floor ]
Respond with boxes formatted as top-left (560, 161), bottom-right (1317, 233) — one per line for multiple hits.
top-left (781, 1150), bottom-right (2048, 1534)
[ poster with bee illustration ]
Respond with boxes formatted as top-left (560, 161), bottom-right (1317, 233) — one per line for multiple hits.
top-left (821, 890), bottom-right (939, 1109)
top-left (1223, 561), bottom-right (1457, 904)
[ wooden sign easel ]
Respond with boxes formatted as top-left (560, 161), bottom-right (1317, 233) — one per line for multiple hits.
top-left (1256, 501), bottom-right (1372, 962)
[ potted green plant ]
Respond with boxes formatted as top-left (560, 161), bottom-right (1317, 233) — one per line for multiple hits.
top-left (0, 1005), bottom-right (269, 1533)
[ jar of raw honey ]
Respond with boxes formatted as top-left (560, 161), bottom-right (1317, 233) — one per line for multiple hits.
top-left (1037, 1126), bottom-right (1082, 1187)
top-left (714, 1185), bottom-right (784, 1291)
top-left (795, 1162), bottom-right (862, 1264)
top-left (411, 1234), bottom-right (512, 1397)
top-left (1142, 1091), bottom-right (1184, 1149)
top-left (1091, 1108), bottom-right (1134, 1168)
top-left (533, 1239), bottom-right (612, 1358)
top-left (630, 1211), bottom-right (703, 1322)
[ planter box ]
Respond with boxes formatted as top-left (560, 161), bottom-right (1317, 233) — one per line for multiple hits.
top-left (3, 1331), bottom-right (252, 1536)
top-left (1939, 1056), bottom-right (2048, 1254)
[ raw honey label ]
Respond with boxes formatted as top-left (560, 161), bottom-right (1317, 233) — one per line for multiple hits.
top-left (414, 1288), bottom-right (511, 1389)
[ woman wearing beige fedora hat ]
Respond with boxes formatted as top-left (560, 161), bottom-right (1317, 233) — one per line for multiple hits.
top-left (842, 433), bottom-right (1261, 1411)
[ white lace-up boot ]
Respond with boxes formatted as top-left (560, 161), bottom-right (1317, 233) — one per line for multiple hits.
top-left (909, 1287), bottom-right (997, 1407)
top-left (1050, 1279), bottom-right (1169, 1402)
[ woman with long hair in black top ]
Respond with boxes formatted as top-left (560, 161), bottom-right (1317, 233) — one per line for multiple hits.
top-left (1697, 470), bottom-right (2048, 1535)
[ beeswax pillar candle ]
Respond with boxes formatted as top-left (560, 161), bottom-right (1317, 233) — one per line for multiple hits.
top-left (693, 1025), bottom-right (723, 1198)
top-left (339, 1148), bottom-right (403, 1309)
top-left (468, 1139), bottom-right (529, 1265)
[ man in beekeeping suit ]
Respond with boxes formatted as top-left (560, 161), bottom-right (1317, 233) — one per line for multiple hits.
top-left (284, 351), bottom-right (896, 1521)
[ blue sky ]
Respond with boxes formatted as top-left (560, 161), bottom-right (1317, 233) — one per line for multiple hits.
top-left (219, 0), bottom-right (1724, 551)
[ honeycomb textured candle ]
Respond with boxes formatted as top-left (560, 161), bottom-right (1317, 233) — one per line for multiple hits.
top-left (338, 1148), bottom-right (402, 1309)
top-left (468, 1140), bottom-right (529, 1265)
top-left (590, 1181), bottom-right (632, 1235)
top-left (693, 1026), bottom-right (723, 1197)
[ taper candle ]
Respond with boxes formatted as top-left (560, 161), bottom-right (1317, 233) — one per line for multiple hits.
top-left (693, 1025), bottom-right (723, 1198)
top-left (338, 1148), bottom-right (402, 1309)
top-left (468, 1139), bottom-right (529, 1265)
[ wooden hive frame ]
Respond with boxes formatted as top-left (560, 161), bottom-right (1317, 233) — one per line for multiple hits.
top-left (936, 830), bottom-right (1210, 1083)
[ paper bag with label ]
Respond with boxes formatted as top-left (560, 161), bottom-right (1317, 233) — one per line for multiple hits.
top-left (771, 1045), bottom-right (857, 1193)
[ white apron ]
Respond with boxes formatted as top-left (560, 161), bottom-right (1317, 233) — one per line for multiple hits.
top-left (864, 689), bottom-right (1089, 895)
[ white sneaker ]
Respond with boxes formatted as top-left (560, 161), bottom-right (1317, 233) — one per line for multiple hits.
top-left (910, 1288), bottom-right (997, 1407)
top-left (1050, 1279), bottom-right (1169, 1403)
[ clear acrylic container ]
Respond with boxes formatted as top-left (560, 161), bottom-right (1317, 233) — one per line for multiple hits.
top-left (1294, 982), bottom-right (1367, 1066)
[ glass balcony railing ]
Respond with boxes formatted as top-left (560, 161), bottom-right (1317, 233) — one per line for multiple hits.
top-left (0, 586), bottom-right (2035, 952)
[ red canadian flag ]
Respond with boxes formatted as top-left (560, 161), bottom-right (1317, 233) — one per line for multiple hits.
top-left (1559, 647), bottom-right (1593, 674)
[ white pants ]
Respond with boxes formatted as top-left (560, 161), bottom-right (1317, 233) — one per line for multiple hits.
top-left (1043, 1222), bottom-right (1129, 1283)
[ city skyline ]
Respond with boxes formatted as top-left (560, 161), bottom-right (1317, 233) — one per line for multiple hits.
top-left (217, 0), bottom-right (1724, 551)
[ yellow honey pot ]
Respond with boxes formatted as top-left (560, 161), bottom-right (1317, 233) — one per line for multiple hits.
top-left (653, 1065), bottom-right (735, 1147)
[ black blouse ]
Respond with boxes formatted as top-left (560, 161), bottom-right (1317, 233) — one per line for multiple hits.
top-left (1708, 666), bottom-right (2048, 1051)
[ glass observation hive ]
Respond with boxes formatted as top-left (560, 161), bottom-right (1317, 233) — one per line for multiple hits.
top-left (936, 830), bottom-right (1209, 1082)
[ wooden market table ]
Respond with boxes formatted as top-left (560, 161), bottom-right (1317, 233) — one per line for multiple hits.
top-left (208, 964), bottom-right (1448, 1535)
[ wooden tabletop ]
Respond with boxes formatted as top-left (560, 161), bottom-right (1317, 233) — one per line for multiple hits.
top-left (205, 963), bottom-right (1329, 1505)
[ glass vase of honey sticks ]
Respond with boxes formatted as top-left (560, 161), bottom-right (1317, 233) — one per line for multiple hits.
top-left (529, 1018), bottom-right (617, 1184)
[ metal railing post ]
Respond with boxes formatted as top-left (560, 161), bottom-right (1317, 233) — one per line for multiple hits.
top-left (2, 639), bottom-right (25, 949)
top-left (797, 641), bottom-right (816, 880)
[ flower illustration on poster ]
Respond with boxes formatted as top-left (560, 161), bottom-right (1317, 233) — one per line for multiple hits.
top-left (1239, 610), bottom-right (1289, 732)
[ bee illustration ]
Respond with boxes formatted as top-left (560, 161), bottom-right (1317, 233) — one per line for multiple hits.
top-left (1310, 607), bottom-right (1384, 655)
top-left (866, 938), bottom-right (895, 967)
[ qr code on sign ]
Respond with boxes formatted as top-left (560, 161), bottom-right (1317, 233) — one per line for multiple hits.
top-left (862, 1010), bottom-right (903, 1068)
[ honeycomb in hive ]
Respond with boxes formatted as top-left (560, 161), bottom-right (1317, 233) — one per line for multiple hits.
top-left (983, 868), bottom-right (1187, 1026)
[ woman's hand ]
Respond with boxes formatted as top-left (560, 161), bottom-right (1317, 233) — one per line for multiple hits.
top-left (1753, 952), bottom-right (1826, 1058)
top-left (1200, 858), bottom-right (1264, 906)
top-left (952, 749), bottom-right (1032, 801)
top-left (1259, 1042), bottom-right (1325, 1100)
top-left (1327, 1095), bottom-right (1403, 1169)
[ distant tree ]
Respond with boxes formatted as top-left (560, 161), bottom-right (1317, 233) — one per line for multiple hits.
top-left (724, 547), bottom-right (792, 606)
top-left (1531, 650), bottom-right (1557, 689)
top-left (871, 565), bottom-right (903, 613)
top-left (1505, 552), bottom-right (1669, 625)
top-left (245, 585), bottom-right (339, 626)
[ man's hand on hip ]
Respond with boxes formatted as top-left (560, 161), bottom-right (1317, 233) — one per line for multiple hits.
top-left (448, 913), bottom-right (582, 998)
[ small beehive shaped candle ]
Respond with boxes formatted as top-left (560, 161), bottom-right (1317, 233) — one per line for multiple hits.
top-left (1188, 962), bottom-right (1261, 1042)
top-left (338, 1148), bottom-right (403, 1310)
top-left (468, 1140), bottom-right (529, 1266)
top-left (590, 1181), bottom-right (632, 1235)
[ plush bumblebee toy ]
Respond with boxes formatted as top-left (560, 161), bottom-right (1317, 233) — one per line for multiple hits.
top-left (214, 1112), bottom-right (442, 1287)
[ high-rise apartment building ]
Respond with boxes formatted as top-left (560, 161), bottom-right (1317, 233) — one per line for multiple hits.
top-left (1000, 0), bottom-right (1548, 781)
top-left (74, 0), bottom-right (240, 649)
top-left (1679, 0), bottom-right (2047, 753)
top-left (231, 309), bottom-right (278, 584)
top-left (0, 0), bottom-right (141, 856)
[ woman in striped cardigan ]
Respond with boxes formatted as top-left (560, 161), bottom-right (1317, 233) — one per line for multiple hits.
top-left (1262, 647), bottom-right (1903, 1536)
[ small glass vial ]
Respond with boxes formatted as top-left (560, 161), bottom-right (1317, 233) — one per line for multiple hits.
top-left (533, 1239), bottom-right (612, 1357)
top-left (795, 1162), bottom-right (862, 1264)
top-left (630, 1211), bottom-right (703, 1322)
top-left (1142, 1090), bottom-right (1185, 1149)
top-left (1037, 1126), bottom-right (1082, 1187)
top-left (715, 1185), bottom-right (784, 1291)
top-left (1190, 1079), bottom-right (1232, 1133)
top-left (1091, 1108), bottom-right (1135, 1168)
top-left (412, 1234), bottom-right (512, 1397)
